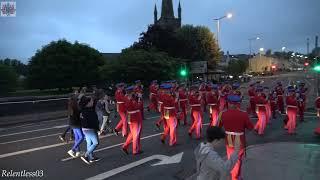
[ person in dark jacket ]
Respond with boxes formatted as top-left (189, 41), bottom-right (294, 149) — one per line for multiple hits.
top-left (67, 96), bottom-right (84, 158)
top-left (59, 90), bottom-right (79, 142)
top-left (79, 96), bottom-right (100, 164)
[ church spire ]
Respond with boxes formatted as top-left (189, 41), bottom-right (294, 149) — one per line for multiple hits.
top-left (154, 4), bottom-right (158, 24)
top-left (178, 0), bottom-right (181, 19)
top-left (161, 0), bottom-right (174, 19)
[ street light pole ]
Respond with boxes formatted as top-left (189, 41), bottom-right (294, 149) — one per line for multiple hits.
top-left (248, 37), bottom-right (260, 71)
top-left (214, 13), bottom-right (232, 48)
top-left (216, 19), bottom-right (220, 46)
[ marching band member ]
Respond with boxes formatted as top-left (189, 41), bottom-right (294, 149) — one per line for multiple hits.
top-left (114, 83), bottom-right (127, 137)
top-left (160, 84), bottom-right (178, 146)
top-left (285, 86), bottom-right (298, 135)
top-left (219, 95), bottom-right (254, 180)
top-left (188, 85), bottom-right (203, 139)
top-left (207, 84), bottom-right (220, 127)
top-left (122, 86), bottom-right (143, 155)
top-left (254, 86), bottom-right (268, 135)
top-left (148, 80), bottom-right (159, 112)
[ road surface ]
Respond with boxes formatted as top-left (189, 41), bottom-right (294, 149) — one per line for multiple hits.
top-left (0, 72), bottom-right (319, 180)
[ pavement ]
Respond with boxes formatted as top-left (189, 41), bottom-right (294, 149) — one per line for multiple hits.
top-left (0, 71), bottom-right (319, 180)
top-left (242, 142), bottom-right (320, 180)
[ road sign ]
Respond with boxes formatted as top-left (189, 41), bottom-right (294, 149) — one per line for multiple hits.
top-left (86, 152), bottom-right (184, 180)
top-left (190, 61), bottom-right (207, 74)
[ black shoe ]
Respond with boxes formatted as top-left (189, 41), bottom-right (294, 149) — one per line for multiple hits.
top-left (122, 148), bottom-right (129, 155)
top-left (113, 129), bottom-right (119, 136)
top-left (80, 156), bottom-right (91, 165)
top-left (90, 156), bottom-right (101, 163)
top-left (188, 132), bottom-right (192, 138)
top-left (59, 135), bottom-right (66, 142)
top-left (161, 139), bottom-right (165, 144)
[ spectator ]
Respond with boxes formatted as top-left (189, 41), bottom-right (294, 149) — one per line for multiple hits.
top-left (59, 90), bottom-right (78, 142)
top-left (98, 95), bottom-right (112, 135)
top-left (95, 89), bottom-right (106, 128)
top-left (79, 96), bottom-right (100, 165)
top-left (194, 126), bottom-right (240, 180)
top-left (67, 95), bottom-right (84, 158)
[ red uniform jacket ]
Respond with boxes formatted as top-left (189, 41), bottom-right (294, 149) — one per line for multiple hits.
top-left (115, 89), bottom-right (126, 112)
top-left (199, 85), bottom-right (206, 100)
top-left (255, 94), bottom-right (268, 112)
top-left (157, 91), bottom-right (164, 113)
top-left (286, 95), bottom-right (298, 107)
top-left (206, 92), bottom-right (219, 107)
top-left (125, 97), bottom-right (141, 123)
top-left (149, 84), bottom-right (158, 95)
top-left (219, 109), bottom-right (254, 148)
top-left (189, 94), bottom-right (202, 111)
top-left (162, 93), bottom-right (176, 117)
top-left (269, 92), bottom-right (277, 108)
top-left (248, 87), bottom-right (256, 97)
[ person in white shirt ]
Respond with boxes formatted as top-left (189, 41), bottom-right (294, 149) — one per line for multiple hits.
top-left (194, 126), bottom-right (240, 180)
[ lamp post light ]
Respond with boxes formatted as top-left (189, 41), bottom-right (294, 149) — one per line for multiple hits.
top-left (248, 37), bottom-right (260, 72)
top-left (214, 13), bottom-right (233, 48)
top-left (249, 37), bottom-right (260, 56)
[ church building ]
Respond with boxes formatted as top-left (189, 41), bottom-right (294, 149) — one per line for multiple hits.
top-left (154, 0), bottom-right (182, 30)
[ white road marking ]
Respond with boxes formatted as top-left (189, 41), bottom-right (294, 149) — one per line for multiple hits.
top-left (0, 142), bottom-right (66, 159)
top-left (0, 98), bottom-right (69, 105)
top-left (304, 112), bottom-right (316, 115)
top-left (61, 132), bottom-right (163, 162)
top-left (63, 122), bottom-right (210, 162)
top-left (0, 116), bottom-right (164, 159)
top-left (86, 152), bottom-right (184, 180)
top-left (0, 133), bottom-right (61, 145)
top-left (0, 118), bottom-right (67, 131)
top-left (0, 133), bottom-right (115, 159)
top-left (146, 116), bottom-right (160, 120)
top-left (0, 125), bottom-right (68, 138)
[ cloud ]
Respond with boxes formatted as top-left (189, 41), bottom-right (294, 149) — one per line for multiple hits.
top-left (0, 0), bottom-right (319, 63)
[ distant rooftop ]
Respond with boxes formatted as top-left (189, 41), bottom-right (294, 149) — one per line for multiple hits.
top-left (101, 53), bottom-right (120, 60)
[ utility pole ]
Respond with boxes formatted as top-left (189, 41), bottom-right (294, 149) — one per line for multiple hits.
top-left (307, 38), bottom-right (310, 54)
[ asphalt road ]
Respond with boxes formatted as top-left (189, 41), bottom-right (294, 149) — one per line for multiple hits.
top-left (0, 72), bottom-right (319, 180)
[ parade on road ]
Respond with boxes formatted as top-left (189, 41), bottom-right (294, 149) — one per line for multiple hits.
top-left (41, 74), bottom-right (319, 180)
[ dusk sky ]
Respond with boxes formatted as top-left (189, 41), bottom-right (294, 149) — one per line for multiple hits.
top-left (0, 0), bottom-right (319, 63)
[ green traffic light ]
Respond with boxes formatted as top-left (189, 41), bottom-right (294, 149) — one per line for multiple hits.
top-left (180, 69), bottom-right (187, 76)
top-left (313, 65), bottom-right (320, 72)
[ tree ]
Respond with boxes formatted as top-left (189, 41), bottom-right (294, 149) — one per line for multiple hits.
top-left (27, 39), bottom-right (104, 89)
top-left (100, 49), bottom-right (182, 83)
top-left (176, 25), bottom-right (220, 66)
top-left (226, 59), bottom-right (249, 75)
top-left (0, 58), bottom-right (28, 76)
top-left (131, 24), bottom-right (220, 69)
top-left (0, 64), bottom-right (18, 94)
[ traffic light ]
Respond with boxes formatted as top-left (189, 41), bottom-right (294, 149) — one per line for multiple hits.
top-left (304, 62), bottom-right (309, 66)
top-left (313, 65), bottom-right (320, 72)
top-left (179, 63), bottom-right (188, 77)
top-left (271, 65), bottom-right (276, 69)
top-left (180, 69), bottom-right (187, 76)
